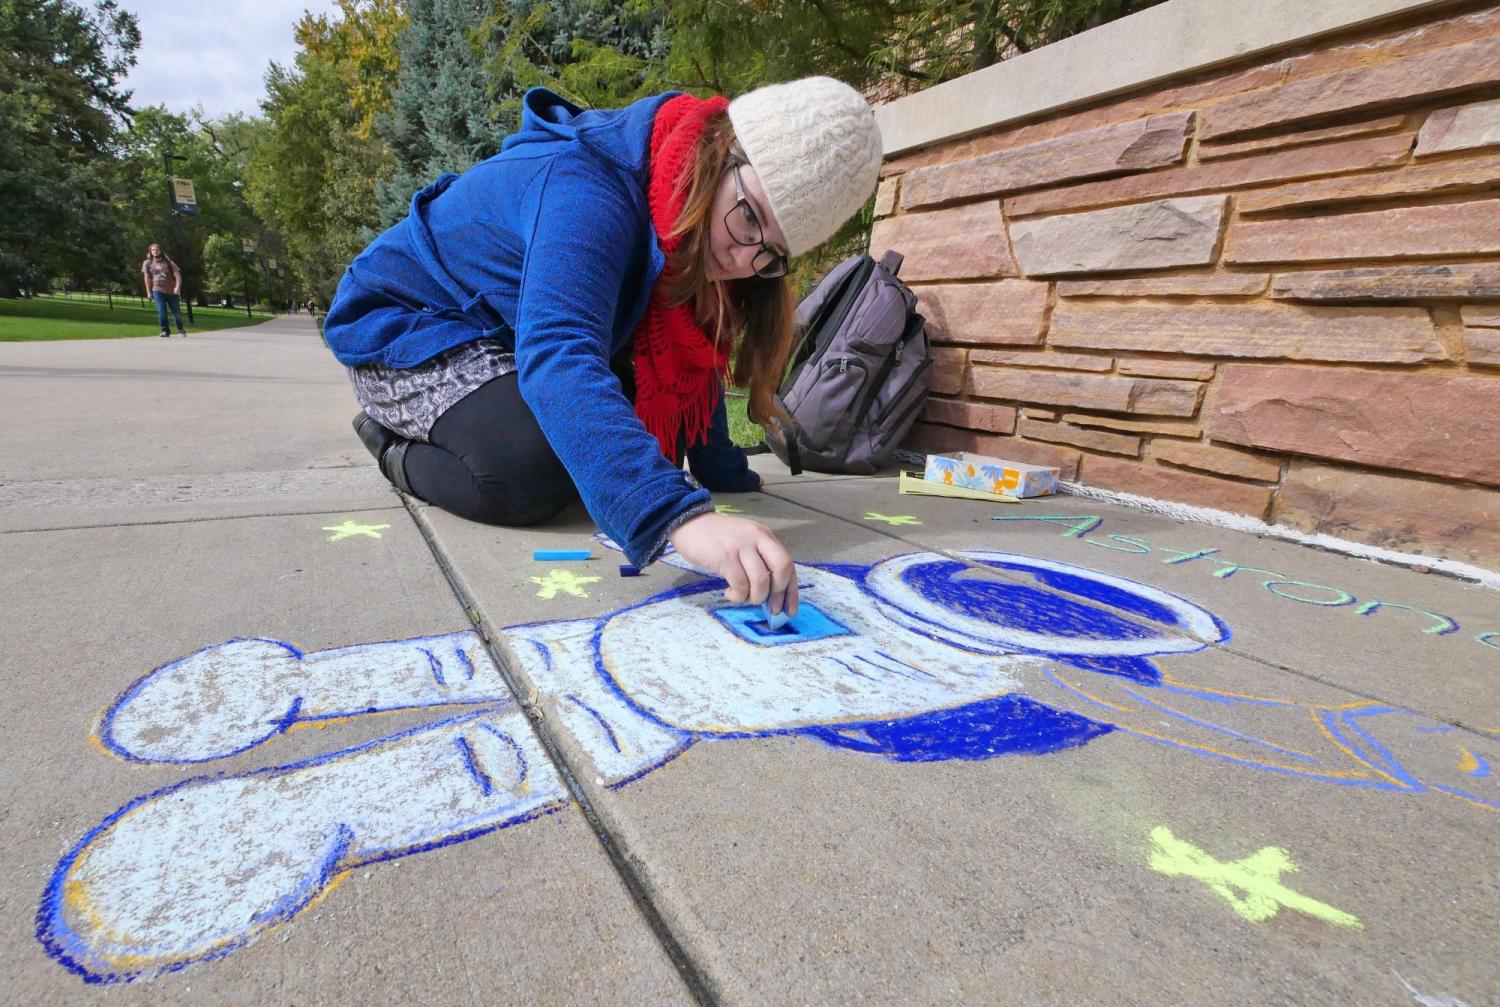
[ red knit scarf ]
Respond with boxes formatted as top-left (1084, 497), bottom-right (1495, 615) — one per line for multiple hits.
top-left (631, 93), bottom-right (733, 459)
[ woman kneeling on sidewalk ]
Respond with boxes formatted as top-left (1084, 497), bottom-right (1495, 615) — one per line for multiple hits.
top-left (321, 77), bottom-right (881, 618)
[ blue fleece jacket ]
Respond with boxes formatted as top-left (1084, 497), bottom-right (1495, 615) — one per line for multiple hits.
top-left (323, 89), bottom-right (758, 567)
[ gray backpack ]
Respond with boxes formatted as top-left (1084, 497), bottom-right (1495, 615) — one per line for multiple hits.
top-left (766, 249), bottom-right (931, 475)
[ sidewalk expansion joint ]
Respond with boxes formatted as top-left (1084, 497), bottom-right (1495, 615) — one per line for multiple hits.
top-left (397, 494), bottom-right (720, 1006)
top-left (0, 504), bottom-right (408, 535)
top-left (759, 488), bottom-right (1491, 740)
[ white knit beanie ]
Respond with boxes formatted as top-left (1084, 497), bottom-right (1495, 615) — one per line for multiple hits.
top-left (727, 77), bottom-right (883, 257)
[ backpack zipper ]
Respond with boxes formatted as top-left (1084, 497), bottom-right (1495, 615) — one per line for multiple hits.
top-left (851, 314), bottom-right (925, 429)
top-left (874, 355), bottom-right (934, 425)
top-left (883, 377), bottom-right (930, 436)
top-left (782, 257), bottom-right (877, 395)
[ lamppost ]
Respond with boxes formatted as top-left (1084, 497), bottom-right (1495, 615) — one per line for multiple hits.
top-left (266, 257), bottom-right (291, 315)
top-left (162, 152), bottom-right (197, 325)
top-left (239, 238), bottom-right (256, 318)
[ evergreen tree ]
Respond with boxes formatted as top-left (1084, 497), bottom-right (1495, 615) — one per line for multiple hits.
top-left (373, 0), bottom-right (506, 228)
top-left (481, 0), bottom-right (669, 123)
top-left (374, 0), bottom-right (670, 229)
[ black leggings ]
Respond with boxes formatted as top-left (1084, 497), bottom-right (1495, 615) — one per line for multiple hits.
top-left (401, 372), bottom-right (578, 526)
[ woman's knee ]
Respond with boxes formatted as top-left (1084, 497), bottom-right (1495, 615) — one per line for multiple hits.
top-left (467, 458), bottom-right (576, 527)
top-left (468, 482), bottom-right (573, 527)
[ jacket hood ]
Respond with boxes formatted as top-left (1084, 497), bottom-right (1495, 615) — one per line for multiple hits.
top-left (500, 88), bottom-right (682, 180)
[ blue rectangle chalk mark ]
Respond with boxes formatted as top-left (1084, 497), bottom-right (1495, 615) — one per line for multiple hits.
top-left (533, 549), bottom-right (592, 561)
top-left (712, 602), bottom-right (850, 647)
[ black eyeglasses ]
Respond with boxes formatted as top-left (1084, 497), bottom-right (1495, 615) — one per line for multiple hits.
top-left (725, 158), bottom-right (788, 278)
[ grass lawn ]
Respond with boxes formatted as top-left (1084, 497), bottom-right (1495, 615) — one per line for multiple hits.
top-left (0, 293), bottom-right (274, 341)
top-left (724, 390), bottom-right (766, 448)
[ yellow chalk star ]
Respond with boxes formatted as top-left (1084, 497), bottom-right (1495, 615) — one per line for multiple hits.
top-left (1148, 826), bottom-right (1361, 929)
top-left (864, 512), bottom-right (922, 526)
top-left (323, 520), bottom-right (391, 541)
top-left (714, 503), bottom-right (744, 514)
top-left (530, 569), bottom-right (601, 600)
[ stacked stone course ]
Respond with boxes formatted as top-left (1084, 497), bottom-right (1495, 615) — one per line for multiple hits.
top-left (876, 2), bottom-right (1500, 567)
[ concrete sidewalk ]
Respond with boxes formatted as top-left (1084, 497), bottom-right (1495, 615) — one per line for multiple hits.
top-left (2, 316), bottom-right (1495, 1005)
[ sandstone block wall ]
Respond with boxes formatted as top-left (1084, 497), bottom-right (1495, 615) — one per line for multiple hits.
top-left (875, 1), bottom-right (1500, 569)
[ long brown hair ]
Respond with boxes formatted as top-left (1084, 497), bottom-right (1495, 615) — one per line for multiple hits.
top-left (660, 113), bottom-right (797, 429)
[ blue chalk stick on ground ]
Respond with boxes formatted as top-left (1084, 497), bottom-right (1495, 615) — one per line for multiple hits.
top-left (533, 549), bottom-right (592, 561)
top-left (619, 564), bottom-right (641, 577)
top-left (761, 602), bottom-right (790, 631)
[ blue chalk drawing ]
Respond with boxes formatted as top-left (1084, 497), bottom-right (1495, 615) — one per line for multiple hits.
top-left (714, 602), bottom-right (850, 647)
top-left (38, 541), bottom-right (1500, 984)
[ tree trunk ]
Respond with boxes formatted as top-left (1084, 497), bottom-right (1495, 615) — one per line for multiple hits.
top-left (971, 0), bottom-right (1000, 72)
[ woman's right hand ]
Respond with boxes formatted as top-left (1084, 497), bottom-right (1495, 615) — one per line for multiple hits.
top-left (668, 512), bottom-right (798, 618)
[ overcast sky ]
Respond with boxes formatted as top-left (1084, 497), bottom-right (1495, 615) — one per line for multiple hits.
top-left (119, 0), bottom-right (345, 120)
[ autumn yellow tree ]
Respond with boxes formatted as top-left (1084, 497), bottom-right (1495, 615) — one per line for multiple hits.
top-left (247, 0), bottom-right (405, 301)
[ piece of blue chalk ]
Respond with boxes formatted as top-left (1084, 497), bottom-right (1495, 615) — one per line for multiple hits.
top-left (761, 603), bottom-right (790, 631)
top-left (533, 549), bottom-right (592, 561)
top-left (619, 563), bottom-right (641, 577)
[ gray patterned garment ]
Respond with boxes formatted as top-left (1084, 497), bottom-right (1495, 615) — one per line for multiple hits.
top-left (347, 339), bottom-right (517, 441)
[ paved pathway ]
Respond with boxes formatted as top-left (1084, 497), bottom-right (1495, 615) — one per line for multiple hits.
top-left (2, 316), bottom-right (1495, 1005)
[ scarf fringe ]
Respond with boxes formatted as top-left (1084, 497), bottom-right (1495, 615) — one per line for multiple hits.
top-left (638, 383), bottom-right (721, 458)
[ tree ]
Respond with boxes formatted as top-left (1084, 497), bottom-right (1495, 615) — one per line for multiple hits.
top-left (656, 0), bottom-right (881, 98)
top-left (373, 0), bottom-right (669, 229)
top-left (866, 0), bottom-right (1168, 98)
top-left (0, 0), bottom-right (140, 296)
top-left (298, 0), bottom-right (406, 139)
top-left (248, 59), bottom-right (354, 302)
top-left (109, 107), bottom-right (267, 305)
top-left (373, 0), bottom-right (508, 227)
top-left (480, 0), bottom-right (669, 124)
top-left (247, 1), bottom-right (402, 303)
top-left (201, 233), bottom-right (265, 304)
top-left (237, 0), bottom-right (1163, 301)
top-left (659, 0), bottom-right (1166, 101)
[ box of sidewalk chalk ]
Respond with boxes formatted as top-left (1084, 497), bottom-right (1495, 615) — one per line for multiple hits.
top-left (923, 451), bottom-right (1059, 498)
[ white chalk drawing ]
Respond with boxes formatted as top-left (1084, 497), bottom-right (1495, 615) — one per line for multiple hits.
top-left (39, 539), bottom-right (1498, 983)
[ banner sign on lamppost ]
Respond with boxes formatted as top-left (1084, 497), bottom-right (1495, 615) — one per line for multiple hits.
top-left (240, 237), bottom-right (256, 262)
top-left (170, 178), bottom-right (198, 215)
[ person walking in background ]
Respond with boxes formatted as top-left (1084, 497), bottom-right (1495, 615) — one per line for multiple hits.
top-left (141, 243), bottom-right (187, 337)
